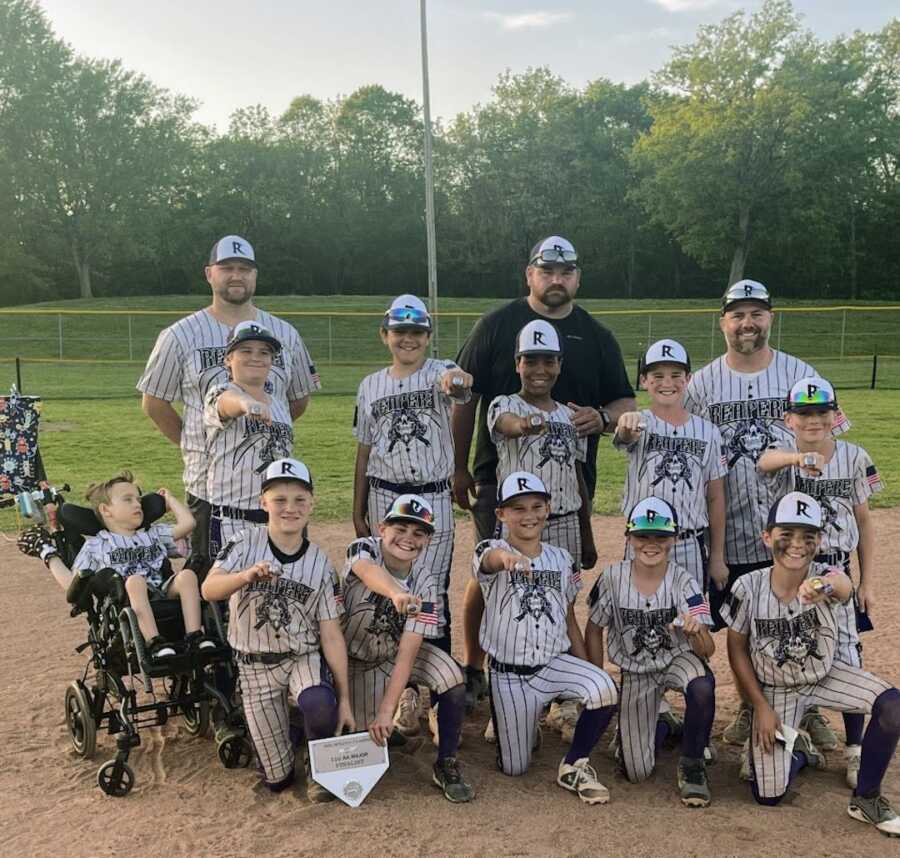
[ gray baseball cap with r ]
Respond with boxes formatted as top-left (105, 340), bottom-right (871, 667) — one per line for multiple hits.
top-left (497, 471), bottom-right (551, 506)
top-left (721, 279), bottom-right (771, 313)
top-left (766, 491), bottom-right (823, 531)
top-left (528, 235), bottom-right (578, 269)
top-left (209, 235), bottom-right (257, 267)
top-left (261, 458), bottom-right (313, 492)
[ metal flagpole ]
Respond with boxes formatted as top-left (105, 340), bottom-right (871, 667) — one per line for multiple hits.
top-left (420, 0), bottom-right (439, 356)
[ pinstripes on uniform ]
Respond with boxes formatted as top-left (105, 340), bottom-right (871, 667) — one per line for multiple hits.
top-left (489, 654), bottom-right (618, 776)
top-left (473, 538), bottom-right (581, 666)
top-left (341, 537), bottom-right (464, 728)
top-left (213, 528), bottom-right (342, 655)
top-left (211, 528), bottom-right (343, 784)
top-left (203, 382), bottom-right (294, 508)
top-left (684, 351), bottom-right (850, 566)
top-left (474, 538), bottom-right (617, 775)
top-left (587, 560), bottom-right (713, 781)
top-left (137, 308), bottom-right (319, 498)
top-left (487, 395), bottom-right (587, 515)
top-left (353, 359), bottom-right (466, 484)
top-left (762, 439), bottom-right (883, 665)
top-left (721, 564), bottom-right (889, 796)
top-left (72, 524), bottom-right (177, 588)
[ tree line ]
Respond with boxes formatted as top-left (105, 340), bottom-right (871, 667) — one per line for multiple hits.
top-left (0, 0), bottom-right (898, 305)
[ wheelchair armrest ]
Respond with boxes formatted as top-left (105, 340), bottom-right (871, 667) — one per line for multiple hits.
top-left (66, 568), bottom-right (126, 608)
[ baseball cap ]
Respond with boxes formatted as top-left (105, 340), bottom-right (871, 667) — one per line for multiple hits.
top-left (640, 339), bottom-right (691, 373)
top-left (383, 294), bottom-right (432, 331)
top-left (625, 497), bottom-right (679, 536)
top-left (261, 458), bottom-right (313, 493)
top-left (225, 320), bottom-right (282, 355)
top-left (209, 235), bottom-right (256, 267)
top-left (382, 494), bottom-right (436, 532)
top-left (721, 279), bottom-right (771, 313)
top-left (766, 491), bottom-right (823, 531)
top-left (786, 377), bottom-right (838, 412)
top-left (515, 320), bottom-right (562, 357)
top-left (528, 235), bottom-right (578, 269)
top-left (497, 471), bottom-right (551, 506)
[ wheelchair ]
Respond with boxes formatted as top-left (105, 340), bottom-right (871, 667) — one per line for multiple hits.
top-left (51, 491), bottom-right (253, 796)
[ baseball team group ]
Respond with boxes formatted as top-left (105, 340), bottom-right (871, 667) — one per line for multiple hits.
top-left (20, 232), bottom-right (900, 836)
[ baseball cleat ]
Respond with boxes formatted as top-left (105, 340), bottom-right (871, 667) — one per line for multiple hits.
top-left (678, 756), bottom-right (711, 808)
top-left (557, 757), bottom-right (610, 805)
top-left (794, 729), bottom-right (825, 770)
top-left (432, 757), bottom-right (475, 803)
top-left (845, 745), bottom-right (862, 790)
top-left (704, 743), bottom-right (718, 766)
top-left (848, 793), bottom-right (900, 837)
top-left (800, 709), bottom-right (838, 751)
top-left (723, 703), bottom-right (753, 746)
top-left (393, 687), bottom-right (421, 737)
top-left (464, 666), bottom-right (488, 713)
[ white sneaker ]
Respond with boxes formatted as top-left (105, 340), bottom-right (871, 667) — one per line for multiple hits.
top-left (557, 757), bottom-right (610, 805)
top-left (393, 687), bottom-right (421, 737)
top-left (845, 744), bottom-right (862, 790)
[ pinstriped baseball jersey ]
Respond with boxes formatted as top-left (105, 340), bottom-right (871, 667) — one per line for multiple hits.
top-left (487, 395), bottom-right (587, 515)
top-left (614, 410), bottom-right (727, 529)
top-left (684, 351), bottom-right (850, 565)
top-left (202, 382), bottom-right (294, 508)
top-left (720, 563), bottom-right (841, 687)
top-left (213, 528), bottom-right (342, 655)
top-left (587, 560), bottom-right (712, 674)
top-left (137, 309), bottom-right (319, 498)
top-left (761, 440), bottom-right (883, 555)
top-left (473, 538), bottom-right (581, 667)
top-left (72, 524), bottom-right (177, 587)
top-left (353, 359), bottom-right (468, 484)
top-left (341, 537), bottom-right (441, 663)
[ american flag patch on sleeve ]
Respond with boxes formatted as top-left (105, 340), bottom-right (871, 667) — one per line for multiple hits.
top-left (834, 408), bottom-right (850, 432)
top-left (686, 592), bottom-right (710, 618)
top-left (417, 601), bottom-right (439, 625)
top-left (866, 464), bottom-right (882, 490)
top-left (572, 565), bottom-right (583, 587)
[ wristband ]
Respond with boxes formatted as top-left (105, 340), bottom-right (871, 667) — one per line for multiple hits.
top-left (598, 409), bottom-right (612, 434)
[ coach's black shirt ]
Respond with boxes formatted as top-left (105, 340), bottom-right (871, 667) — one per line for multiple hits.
top-left (455, 298), bottom-right (634, 496)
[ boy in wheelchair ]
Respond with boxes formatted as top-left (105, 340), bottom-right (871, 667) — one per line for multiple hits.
top-left (20, 470), bottom-right (216, 659)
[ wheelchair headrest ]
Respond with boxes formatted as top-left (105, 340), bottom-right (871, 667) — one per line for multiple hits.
top-left (59, 492), bottom-right (167, 536)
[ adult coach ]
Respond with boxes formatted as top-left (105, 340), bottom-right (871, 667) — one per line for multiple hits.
top-left (138, 235), bottom-right (320, 572)
top-left (684, 278), bottom-right (849, 747)
top-left (452, 235), bottom-right (635, 703)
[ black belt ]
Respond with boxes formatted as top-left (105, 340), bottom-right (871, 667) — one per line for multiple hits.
top-left (236, 651), bottom-right (293, 665)
top-left (489, 657), bottom-right (543, 676)
top-left (548, 511), bottom-right (576, 521)
top-left (369, 477), bottom-right (450, 495)
top-left (677, 528), bottom-right (703, 541)
top-left (211, 505), bottom-right (269, 524)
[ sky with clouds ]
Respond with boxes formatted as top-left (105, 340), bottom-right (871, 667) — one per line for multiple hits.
top-left (37, 0), bottom-right (898, 130)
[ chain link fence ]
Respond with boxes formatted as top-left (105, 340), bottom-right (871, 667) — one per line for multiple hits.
top-left (2, 306), bottom-right (899, 398)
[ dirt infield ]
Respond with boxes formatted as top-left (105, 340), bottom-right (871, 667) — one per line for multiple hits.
top-left (2, 511), bottom-right (899, 858)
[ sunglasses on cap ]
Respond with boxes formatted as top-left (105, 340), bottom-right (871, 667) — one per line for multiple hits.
top-left (384, 306), bottom-right (432, 329)
top-left (386, 499), bottom-right (435, 529)
top-left (789, 390), bottom-right (835, 409)
top-left (626, 514), bottom-right (677, 534)
top-left (530, 248), bottom-right (578, 267)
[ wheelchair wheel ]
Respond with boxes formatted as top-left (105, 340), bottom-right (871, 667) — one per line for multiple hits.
top-left (183, 698), bottom-right (210, 738)
top-left (97, 759), bottom-right (134, 797)
top-left (65, 681), bottom-right (97, 759)
top-left (217, 734), bottom-right (252, 769)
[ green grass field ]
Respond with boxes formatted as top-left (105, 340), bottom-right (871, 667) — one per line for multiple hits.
top-left (2, 295), bottom-right (899, 530)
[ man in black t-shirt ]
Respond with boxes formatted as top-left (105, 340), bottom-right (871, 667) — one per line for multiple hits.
top-left (452, 234), bottom-right (635, 707)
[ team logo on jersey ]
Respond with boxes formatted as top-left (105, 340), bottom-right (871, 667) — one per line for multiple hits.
top-left (387, 407), bottom-right (430, 451)
top-left (232, 419), bottom-right (293, 472)
top-left (651, 450), bottom-right (694, 489)
top-left (254, 589), bottom-right (292, 631)
top-left (756, 610), bottom-right (825, 667)
top-left (621, 607), bottom-right (677, 659)
top-left (536, 422), bottom-right (576, 467)
top-left (364, 594), bottom-right (406, 653)
top-left (794, 475), bottom-right (851, 532)
top-left (514, 582), bottom-right (554, 624)
top-left (728, 418), bottom-right (775, 466)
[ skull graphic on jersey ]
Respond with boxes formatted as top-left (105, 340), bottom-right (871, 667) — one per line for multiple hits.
top-left (728, 418), bottom-right (775, 465)
top-left (536, 423), bottom-right (574, 467)
top-left (364, 595), bottom-right (406, 660)
top-left (387, 407), bottom-right (430, 451)
top-left (514, 582), bottom-right (554, 624)
top-left (651, 450), bottom-right (694, 490)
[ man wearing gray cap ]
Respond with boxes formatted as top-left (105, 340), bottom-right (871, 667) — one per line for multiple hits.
top-left (138, 235), bottom-right (320, 574)
top-left (685, 279), bottom-right (848, 749)
top-left (452, 235), bottom-right (635, 710)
